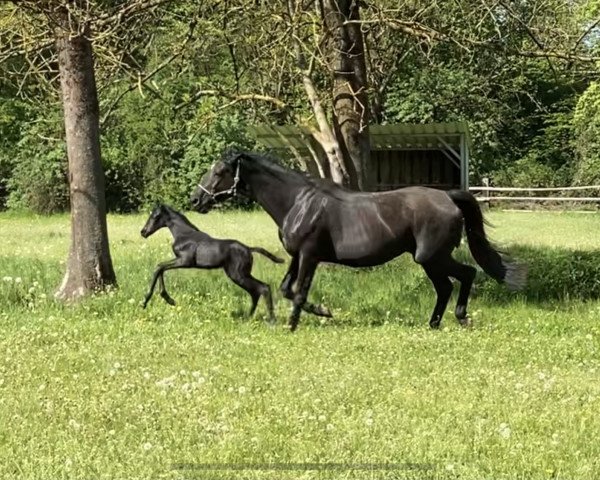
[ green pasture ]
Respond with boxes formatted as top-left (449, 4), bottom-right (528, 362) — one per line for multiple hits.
top-left (1, 210), bottom-right (600, 479)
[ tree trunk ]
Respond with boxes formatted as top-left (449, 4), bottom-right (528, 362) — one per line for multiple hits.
top-left (287, 0), bottom-right (348, 185)
top-left (300, 72), bottom-right (348, 185)
top-left (55, 17), bottom-right (116, 300)
top-left (323, 0), bottom-right (372, 191)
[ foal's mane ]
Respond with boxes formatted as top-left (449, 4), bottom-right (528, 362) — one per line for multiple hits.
top-left (162, 204), bottom-right (199, 231)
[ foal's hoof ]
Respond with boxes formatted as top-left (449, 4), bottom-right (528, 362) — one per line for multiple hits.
top-left (161, 293), bottom-right (176, 306)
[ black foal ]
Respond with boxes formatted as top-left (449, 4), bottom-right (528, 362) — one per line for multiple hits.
top-left (140, 204), bottom-right (283, 322)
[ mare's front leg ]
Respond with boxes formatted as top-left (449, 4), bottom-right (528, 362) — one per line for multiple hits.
top-left (281, 256), bottom-right (332, 318)
top-left (288, 253), bottom-right (318, 332)
top-left (279, 255), bottom-right (298, 296)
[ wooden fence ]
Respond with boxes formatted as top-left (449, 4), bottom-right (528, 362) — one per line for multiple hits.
top-left (469, 181), bottom-right (600, 203)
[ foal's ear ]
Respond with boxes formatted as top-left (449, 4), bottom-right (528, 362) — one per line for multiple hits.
top-left (151, 202), bottom-right (165, 214)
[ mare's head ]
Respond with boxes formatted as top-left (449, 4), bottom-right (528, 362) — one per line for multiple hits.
top-left (190, 151), bottom-right (244, 213)
top-left (140, 204), bottom-right (170, 238)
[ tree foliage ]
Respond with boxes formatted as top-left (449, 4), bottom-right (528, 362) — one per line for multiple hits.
top-left (1, 0), bottom-right (600, 212)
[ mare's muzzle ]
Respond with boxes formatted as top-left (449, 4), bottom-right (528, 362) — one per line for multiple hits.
top-left (190, 192), bottom-right (215, 214)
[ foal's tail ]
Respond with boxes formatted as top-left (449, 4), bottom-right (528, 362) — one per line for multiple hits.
top-left (447, 190), bottom-right (527, 291)
top-left (250, 247), bottom-right (285, 264)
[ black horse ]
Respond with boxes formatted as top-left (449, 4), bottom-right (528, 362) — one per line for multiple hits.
top-left (190, 152), bottom-right (526, 331)
top-left (140, 204), bottom-right (283, 322)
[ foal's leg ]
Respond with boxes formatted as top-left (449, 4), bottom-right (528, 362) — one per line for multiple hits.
top-left (143, 258), bottom-right (192, 308)
top-left (224, 254), bottom-right (275, 323)
top-left (158, 273), bottom-right (176, 306)
top-left (445, 257), bottom-right (477, 326)
top-left (288, 253), bottom-right (318, 332)
top-left (143, 259), bottom-right (177, 308)
top-left (281, 256), bottom-right (331, 318)
top-left (422, 261), bottom-right (454, 329)
top-left (254, 280), bottom-right (276, 324)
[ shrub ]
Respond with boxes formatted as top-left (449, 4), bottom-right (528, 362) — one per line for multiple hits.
top-left (572, 82), bottom-right (600, 186)
top-left (5, 104), bottom-right (69, 214)
top-left (472, 245), bottom-right (600, 303)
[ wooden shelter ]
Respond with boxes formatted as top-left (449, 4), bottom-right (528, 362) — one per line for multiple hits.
top-left (248, 122), bottom-right (471, 191)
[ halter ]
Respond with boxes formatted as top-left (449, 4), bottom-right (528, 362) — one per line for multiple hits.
top-left (197, 158), bottom-right (241, 200)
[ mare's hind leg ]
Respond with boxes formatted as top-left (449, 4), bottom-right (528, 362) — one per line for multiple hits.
top-left (280, 256), bottom-right (332, 318)
top-left (446, 258), bottom-right (477, 326)
top-left (422, 260), bottom-right (454, 329)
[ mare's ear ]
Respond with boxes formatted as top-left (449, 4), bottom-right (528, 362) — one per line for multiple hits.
top-left (221, 148), bottom-right (244, 165)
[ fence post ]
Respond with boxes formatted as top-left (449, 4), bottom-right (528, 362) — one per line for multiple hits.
top-left (483, 177), bottom-right (490, 209)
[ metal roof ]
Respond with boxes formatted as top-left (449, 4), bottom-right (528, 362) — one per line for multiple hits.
top-left (248, 122), bottom-right (471, 152)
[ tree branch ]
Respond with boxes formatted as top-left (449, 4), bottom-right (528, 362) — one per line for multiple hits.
top-left (173, 90), bottom-right (288, 112)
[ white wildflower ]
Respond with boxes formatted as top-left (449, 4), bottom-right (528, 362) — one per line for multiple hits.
top-left (498, 423), bottom-right (511, 439)
top-left (68, 419), bottom-right (81, 430)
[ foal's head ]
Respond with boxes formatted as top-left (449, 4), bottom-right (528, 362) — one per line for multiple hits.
top-left (190, 151), bottom-right (243, 213)
top-left (141, 204), bottom-right (170, 238)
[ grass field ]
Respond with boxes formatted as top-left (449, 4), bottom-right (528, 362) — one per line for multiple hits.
top-left (1, 210), bottom-right (600, 479)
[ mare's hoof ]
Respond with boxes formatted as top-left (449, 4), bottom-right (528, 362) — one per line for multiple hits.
top-left (457, 316), bottom-right (472, 328)
top-left (304, 303), bottom-right (333, 317)
top-left (429, 320), bottom-right (441, 329)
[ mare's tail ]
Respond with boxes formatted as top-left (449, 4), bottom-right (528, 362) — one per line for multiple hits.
top-left (250, 247), bottom-right (285, 264)
top-left (447, 190), bottom-right (527, 290)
